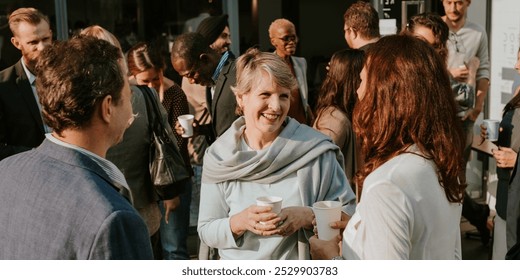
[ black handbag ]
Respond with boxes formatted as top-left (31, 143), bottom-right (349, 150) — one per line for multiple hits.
top-left (139, 85), bottom-right (190, 200)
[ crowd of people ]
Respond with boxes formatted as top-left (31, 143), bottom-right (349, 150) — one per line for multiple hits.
top-left (1, 0), bottom-right (518, 260)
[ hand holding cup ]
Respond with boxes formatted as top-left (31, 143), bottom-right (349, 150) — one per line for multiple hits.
top-left (177, 114), bottom-right (194, 138)
top-left (312, 201), bottom-right (342, 241)
top-left (482, 119), bottom-right (500, 142)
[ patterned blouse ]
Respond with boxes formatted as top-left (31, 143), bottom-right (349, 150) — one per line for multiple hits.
top-left (162, 83), bottom-right (193, 176)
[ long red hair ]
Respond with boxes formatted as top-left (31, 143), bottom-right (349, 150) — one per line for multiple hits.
top-left (353, 35), bottom-right (466, 203)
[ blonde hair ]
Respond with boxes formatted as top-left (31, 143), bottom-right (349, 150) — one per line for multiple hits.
top-left (231, 48), bottom-right (297, 115)
top-left (268, 18), bottom-right (295, 38)
top-left (79, 25), bottom-right (127, 74)
top-left (80, 25), bottom-right (122, 50)
top-left (9, 7), bottom-right (50, 37)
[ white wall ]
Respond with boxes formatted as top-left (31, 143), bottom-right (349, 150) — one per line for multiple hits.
top-left (467, 0), bottom-right (487, 31)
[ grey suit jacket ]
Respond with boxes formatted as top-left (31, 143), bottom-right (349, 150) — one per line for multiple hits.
top-left (211, 57), bottom-right (238, 137)
top-left (0, 60), bottom-right (45, 160)
top-left (0, 139), bottom-right (153, 259)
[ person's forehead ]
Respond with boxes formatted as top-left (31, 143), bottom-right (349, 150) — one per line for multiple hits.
top-left (172, 57), bottom-right (190, 71)
top-left (275, 24), bottom-right (295, 34)
top-left (443, 0), bottom-right (467, 4)
top-left (15, 20), bottom-right (50, 34)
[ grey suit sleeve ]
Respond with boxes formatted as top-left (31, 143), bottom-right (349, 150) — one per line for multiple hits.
top-left (89, 210), bottom-right (153, 260)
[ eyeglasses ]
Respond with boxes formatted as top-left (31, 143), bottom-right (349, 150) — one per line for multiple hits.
top-left (277, 35), bottom-right (298, 43)
top-left (448, 32), bottom-right (466, 54)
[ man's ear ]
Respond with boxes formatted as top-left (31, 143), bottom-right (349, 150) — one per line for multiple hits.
top-left (99, 95), bottom-right (113, 123)
top-left (11, 37), bottom-right (22, 51)
top-left (199, 53), bottom-right (210, 64)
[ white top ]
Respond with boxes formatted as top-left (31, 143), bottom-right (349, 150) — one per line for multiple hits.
top-left (342, 148), bottom-right (462, 259)
top-left (198, 137), bottom-right (302, 260)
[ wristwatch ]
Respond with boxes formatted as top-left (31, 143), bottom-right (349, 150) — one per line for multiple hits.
top-left (331, 256), bottom-right (344, 260)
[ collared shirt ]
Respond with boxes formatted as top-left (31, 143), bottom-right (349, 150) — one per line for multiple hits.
top-left (45, 133), bottom-right (133, 202)
top-left (21, 59), bottom-right (52, 133)
top-left (209, 51), bottom-right (230, 99)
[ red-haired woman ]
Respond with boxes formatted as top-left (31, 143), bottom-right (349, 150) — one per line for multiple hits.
top-left (310, 35), bottom-right (466, 259)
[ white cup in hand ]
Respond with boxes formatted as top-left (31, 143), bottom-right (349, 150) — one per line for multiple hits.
top-left (178, 114), bottom-right (194, 138)
top-left (256, 196), bottom-right (282, 214)
top-left (312, 201), bottom-right (342, 241)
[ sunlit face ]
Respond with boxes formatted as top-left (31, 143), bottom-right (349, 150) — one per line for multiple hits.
top-left (113, 78), bottom-right (134, 145)
top-left (172, 56), bottom-right (215, 87)
top-left (411, 25), bottom-right (436, 46)
top-left (134, 68), bottom-right (162, 93)
top-left (357, 65), bottom-right (367, 100)
top-left (270, 24), bottom-right (298, 59)
top-left (11, 20), bottom-right (52, 73)
top-left (237, 71), bottom-right (290, 143)
top-left (210, 26), bottom-right (232, 54)
top-left (442, 0), bottom-right (470, 23)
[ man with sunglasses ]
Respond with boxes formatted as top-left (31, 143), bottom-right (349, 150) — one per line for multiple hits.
top-left (269, 18), bottom-right (313, 126)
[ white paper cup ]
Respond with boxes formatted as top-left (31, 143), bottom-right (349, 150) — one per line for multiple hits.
top-left (312, 201), bottom-right (342, 241)
top-left (256, 196), bottom-right (283, 214)
top-left (178, 114), bottom-right (194, 138)
top-left (483, 119), bottom-right (500, 142)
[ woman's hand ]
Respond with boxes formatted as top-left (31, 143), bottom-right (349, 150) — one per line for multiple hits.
top-left (277, 206), bottom-right (314, 237)
top-left (229, 205), bottom-right (281, 238)
top-left (479, 123), bottom-right (487, 144)
top-left (309, 234), bottom-right (341, 260)
top-left (313, 212), bottom-right (350, 236)
top-left (493, 147), bottom-right (517, 169)
top-left (174, 121), bottom-right (184, 136)
top-left (332, 212), bottom-right (350, 231)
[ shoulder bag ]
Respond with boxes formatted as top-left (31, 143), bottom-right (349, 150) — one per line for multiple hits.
top-left (139, 85), bottom-right (190, 200)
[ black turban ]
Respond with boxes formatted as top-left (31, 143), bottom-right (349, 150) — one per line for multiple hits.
top-left (196, 14), bottom-right (229, 44)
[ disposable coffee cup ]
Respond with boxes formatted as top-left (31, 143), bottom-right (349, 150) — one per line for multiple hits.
top-left (256, 196), bottom-right (283, 214)
top-left (178, 114), bottom-right (194, 138)
top-left (483, 119), bottom-right (500, 142)
top-left (312, 201), bottom-right (342, 241)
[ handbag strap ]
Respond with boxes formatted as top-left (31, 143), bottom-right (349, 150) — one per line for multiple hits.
top-left (139, 85), bottom-right (156, 133)
top-left (139, 85), bottom-right (168, 139)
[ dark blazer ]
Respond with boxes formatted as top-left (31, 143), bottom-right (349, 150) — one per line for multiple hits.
top-left (106, 86), bottom-right (189, 209)
top-left (210, 57), bottom-right (238, 137)
top-left (107, 85), bottom-right (157, 209)
top-left (0, 60), bottom-right (45, 160)
top-left (0, 139), bottom-right (153, 259)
